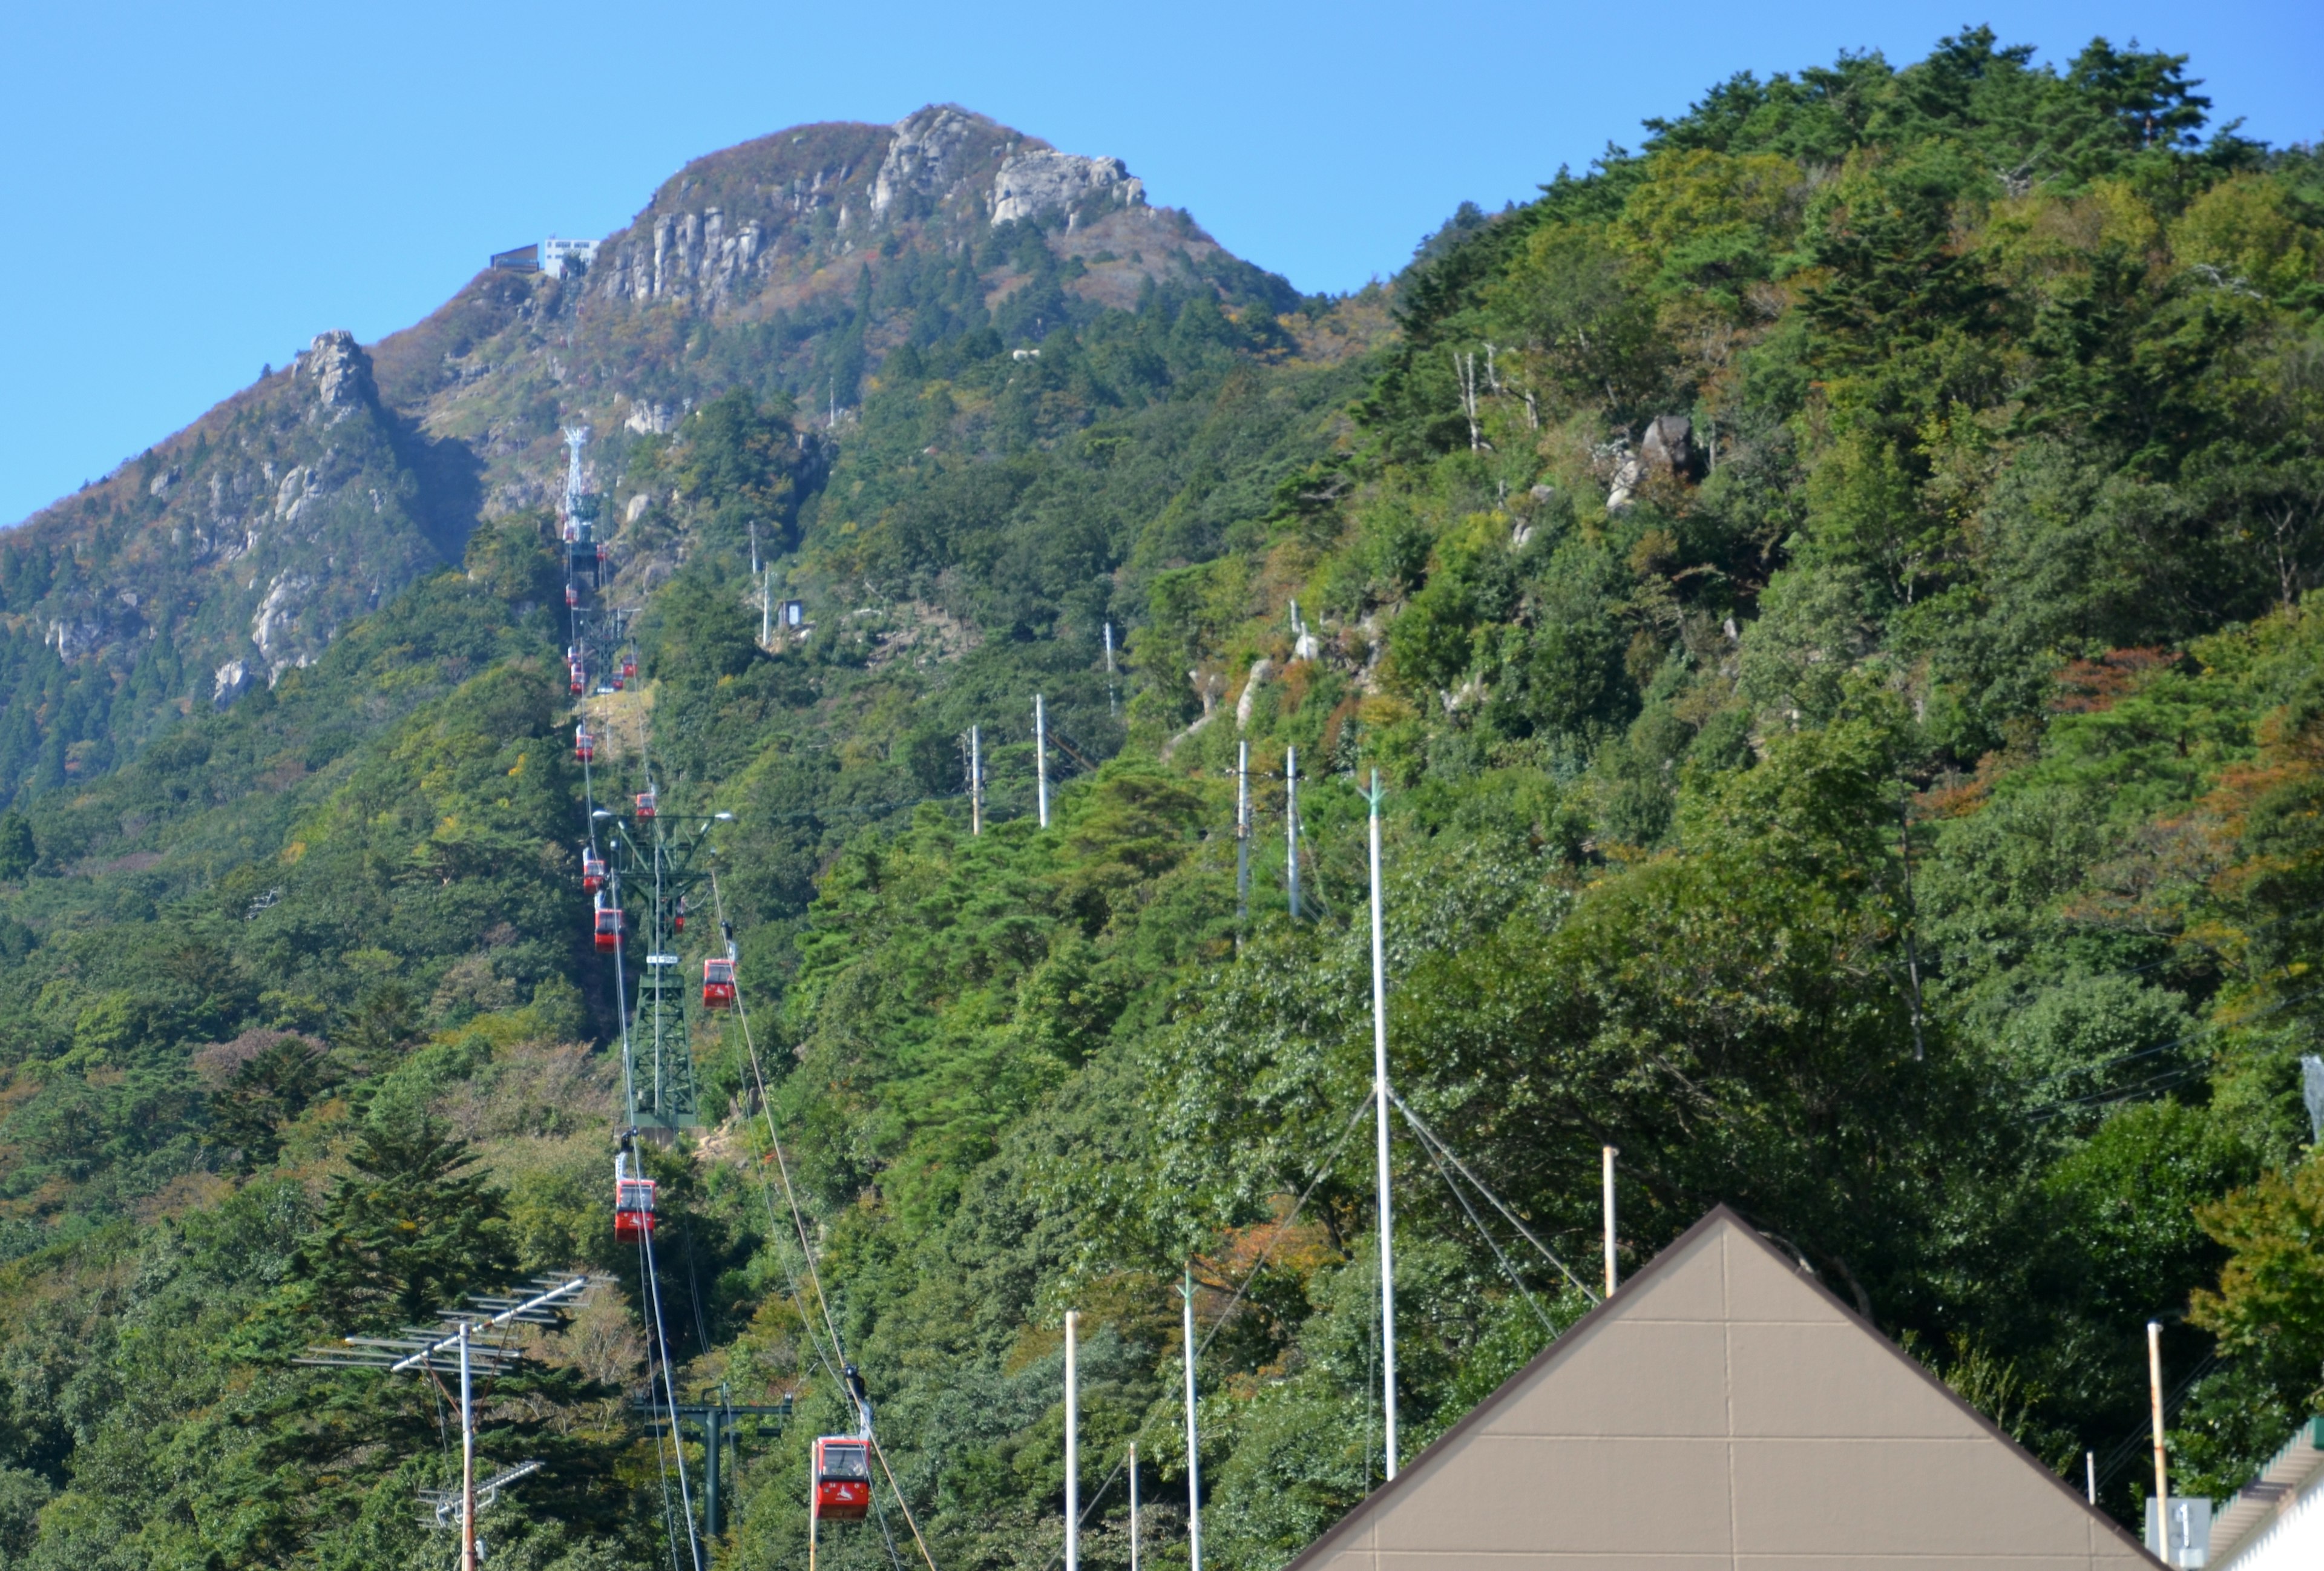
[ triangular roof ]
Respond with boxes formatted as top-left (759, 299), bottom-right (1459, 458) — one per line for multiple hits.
top-left (1285, 1206), bottom-right (2158, 1571)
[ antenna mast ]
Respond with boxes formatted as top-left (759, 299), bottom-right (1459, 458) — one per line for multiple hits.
top-left (1367, 771), bottom-right (1398, 1477)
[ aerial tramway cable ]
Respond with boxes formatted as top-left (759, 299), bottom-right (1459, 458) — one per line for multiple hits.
top-left (640, 1202), bottom-right (706, 1571)
top-left (707, 870), bottom-right (945, 1571)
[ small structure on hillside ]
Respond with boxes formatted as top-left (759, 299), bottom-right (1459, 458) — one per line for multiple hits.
top-left (490, 237), bottom-right (602, 278)
top-left (1282, 1207), bottom-right (2158, 1571)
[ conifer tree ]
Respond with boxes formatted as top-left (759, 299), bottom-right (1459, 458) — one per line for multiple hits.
top-left (295, 1105), bottom-right (516, 1329)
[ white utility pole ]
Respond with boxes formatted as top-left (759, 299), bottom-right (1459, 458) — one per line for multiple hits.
top-left (459, 1324), bottom-right (476, 1571)
top-left (1036, 695), bottom-right (1049, 828)
top-left (1183, 1269), bottom-right (1203, 1571)
top-left (1128, 1443), bottom-right (1140, 1571)
top-left (1235, 740), bottom-right (1250, 923)
top-left (1104, 622), bottom-right (1118, 716)
top-left (1285, 746), bottom-right (1301, 919)
top-left (970, 726), bottom-right (983, 836)
top-left (1367, 771), bottom-right (1397, 1478)
top-left (1603, 1147), bottom-right (1619, 1296)
top-left (2086, 1451), bottom-right (2097, 1505)
top-left (1065, 1311), bottom-right (1080, 1571)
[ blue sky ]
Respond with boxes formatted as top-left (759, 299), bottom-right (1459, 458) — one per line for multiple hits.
top-left (1, 0), bottom-right (2316, 529)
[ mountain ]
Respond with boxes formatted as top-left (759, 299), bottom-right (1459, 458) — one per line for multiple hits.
top-left (0, 104), bottom-right (1315, 802)
top-left (1, 34), bottom-right (2323, 1571)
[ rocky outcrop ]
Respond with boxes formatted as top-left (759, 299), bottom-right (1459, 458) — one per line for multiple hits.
top-left (1641, 414), bottom-right (1699, 478)
top-left (873, 105), bottom-right (983, 218)
top-left (991, 150), bottom-right (1145, 227)
top-left (294, 331), bottom-right (376, 423)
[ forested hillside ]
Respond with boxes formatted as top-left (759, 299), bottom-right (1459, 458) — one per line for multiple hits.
top-left (0, 27), bottom-right (2320, 1571)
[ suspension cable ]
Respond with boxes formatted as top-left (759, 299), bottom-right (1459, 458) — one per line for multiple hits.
top-left (707, 872), bottom-right (852, 1378)
top-left (1387, 1089), bottom-right (1599, 1304)
top-left (642, 1222), bottom-right (706, 1571)
top-left (1400, 1102), bottom-right (1558, 1335)
top-left (709, 871), bottom-right (941, 1570)
top-left (638, 1229), bottom-right (690, 1571)
top-left (870, 1435), bottom-right (940, 1571)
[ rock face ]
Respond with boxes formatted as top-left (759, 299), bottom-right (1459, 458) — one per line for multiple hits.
top-left (295, 330), bottom-right (375, 421)
top-left (0, 105), bottom-right (1291, 799)
top-left (873, 105), bottom-right (982, 218)
top-left (991, 150), bottom-right (1146, 226)
top-left (1640, 414), bottom-right (1698, 478)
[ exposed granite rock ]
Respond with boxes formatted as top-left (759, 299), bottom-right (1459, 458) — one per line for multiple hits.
top-left (1641, 414), bottom-right (1698, 477)
top-left (874, 105), bottom-right (981, 217)
top-left (294, 331), bottom-right (375, 423)
top-left (992, 150), bottom-right (1145, 227)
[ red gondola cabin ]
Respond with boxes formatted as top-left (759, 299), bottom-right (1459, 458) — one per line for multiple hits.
top-left (565, 582), bottom-right (580, 608)
top-left (812, 1437), bottom-right (871, 1521)
top-left (594, 900), bottom-right (623, 951)
top-left (634, 789), bottom-right (657, 820)
top-left (702, 957), bottom-right (735, 1009)
top-left (574, 725), bottom-right (595, 763)
top-left (581, 851), bottom-right (606, 892)
top-left (622, 653), bottom-right (638, 680)
top-left (614, 1159), bottom-right (655, 1243)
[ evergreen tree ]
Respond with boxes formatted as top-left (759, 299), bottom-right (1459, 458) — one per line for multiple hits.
top-left (294, 1107), bottom-right (515, 1330)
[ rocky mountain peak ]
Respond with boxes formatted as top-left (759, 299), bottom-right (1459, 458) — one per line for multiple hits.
top-left (292, 330), bottom-right (376, 423)
top-left (872, 104), bottom-right (991, 218)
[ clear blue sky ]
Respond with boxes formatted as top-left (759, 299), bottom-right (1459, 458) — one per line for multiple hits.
top-left (2, 0), bottom-right (2316, 529)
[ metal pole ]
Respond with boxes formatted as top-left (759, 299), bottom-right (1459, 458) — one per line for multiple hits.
top-left (1183, 1269), bottom-right (1203, 1571)
top-left (1235, 741), bottom-right (1250, 924)
top-left (2148, 1320), bottom-right (2168, 1551)
top-left (1105, 623), bottom-right (1118, 717)
top-left (2086, 1450), bottom-right (2096, 1506)
top-left (1036, 695), bottom-right (1049, 828)
top-left (1285, 746), bottom-right (1300, 920)
top-left (970, 726), bottom-right (983, 836)
top-left (1065, 1310), bottom-right (1080, 1571)
top-left (705, 1408), bottom-right (722, 1538)
top-left (1603, 1147), bottom-right (1619, 1296)
top-left (1367, 772), bottom-right (1397, 1479)
top-left (1128, 1442), bottom-right (1140, 1571)
top-left (460, 1323), bottom-right (476, 1571)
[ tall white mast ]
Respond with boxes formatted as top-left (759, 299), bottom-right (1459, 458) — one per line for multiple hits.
top-left (1368, 771), bottom-right (1398, 1477)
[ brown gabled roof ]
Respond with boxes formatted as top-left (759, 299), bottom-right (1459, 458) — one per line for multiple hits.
top-left (1280, 1204), bottom-right (2159, 1571)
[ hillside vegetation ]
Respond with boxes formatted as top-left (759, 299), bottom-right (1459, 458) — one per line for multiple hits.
top-left (0, 28), bottom-right (2320, 1571)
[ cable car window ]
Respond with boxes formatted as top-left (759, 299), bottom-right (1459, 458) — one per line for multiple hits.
top-left (817, 1444), bottom-right (870, 1481)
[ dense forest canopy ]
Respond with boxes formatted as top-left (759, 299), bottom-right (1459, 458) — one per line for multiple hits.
top-left (0, 26), bottom-right (2316, 1571)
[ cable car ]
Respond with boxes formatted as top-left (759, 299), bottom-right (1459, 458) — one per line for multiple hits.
top-left (812, 1437), bottom-right (871, 1521)
top-left (634, 789), bottom-right (657, 820)
top-left (673, 897), bottom-right (688, 934)
top-left (622, 653), bottom-right (638, 681)
top-left (610, 671), bottom-right (626, 693)
top-left (703, 956), bottom-right (734, 1009)
top-left (581, 850), bottom-right (605, 892)
top-left (565, 581), bottom-right (580, 608)
top-left (574, 724), bottom-right (595, 764)
top-left (613, 1152), bottom-right (656, 1243)
top-left (593, 898), bottom-right (623, 951)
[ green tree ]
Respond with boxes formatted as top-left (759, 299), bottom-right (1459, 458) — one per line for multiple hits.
top-left (0, 811), bottom-right (35, 880)
top-left (294, 1107), bottom-right (516, 1330)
